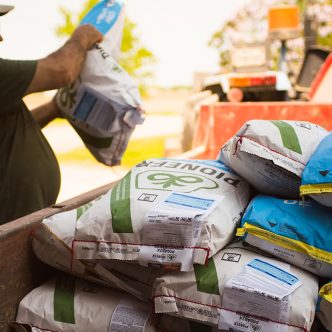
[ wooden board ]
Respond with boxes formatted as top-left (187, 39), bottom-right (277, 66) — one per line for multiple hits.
top-left (0, 182), bottom-right (116, 332)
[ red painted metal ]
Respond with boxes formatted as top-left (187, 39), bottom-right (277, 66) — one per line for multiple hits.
top-left (190, 102), bottom-right (332, 160)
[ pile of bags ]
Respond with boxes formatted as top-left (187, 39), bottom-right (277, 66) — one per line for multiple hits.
top-left (14, 118), bottom-right (332, 332)
top-left (12, 0), bottom-right (332, 331)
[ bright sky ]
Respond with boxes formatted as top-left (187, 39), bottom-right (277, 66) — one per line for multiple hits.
top-left (0, 0), bottom-right (249, 87)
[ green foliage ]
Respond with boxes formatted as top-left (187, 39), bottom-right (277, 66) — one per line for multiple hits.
top-left (56, 0), bottom-right (155, 87)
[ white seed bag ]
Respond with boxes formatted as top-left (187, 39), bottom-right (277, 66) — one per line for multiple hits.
top-left (317, 282), bottom-right (332, 332)
top-left (72, 158), bottom-right (250, 271)
top-left (218, 120), bottom-right (328, 198)
top-left (55, 0), bottom-right (145, 166)
top-left (15, 277), bottom-right (157, 332)
top-left (153, 241), bottom-right (318, 332)
top-left (32, 208), bottom-right (162, 302)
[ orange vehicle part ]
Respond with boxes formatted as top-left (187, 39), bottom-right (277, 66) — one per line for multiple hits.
top-left (268, 5), bottom-right (300, 30)
top-left (188, 102), bottom-right (332, 160)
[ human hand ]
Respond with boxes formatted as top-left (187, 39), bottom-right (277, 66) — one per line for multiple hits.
top-left (71, 24), bottom-right (103, 51)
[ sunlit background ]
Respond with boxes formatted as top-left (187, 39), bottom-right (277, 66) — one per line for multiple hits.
top-left (1, 0), bottom-right (325, 202)
top-left (0, 0), bottom-right (248, 86)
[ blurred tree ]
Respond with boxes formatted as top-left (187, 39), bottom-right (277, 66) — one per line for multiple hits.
top-left (56, 0), bottom-right (155, 91)
top-left (209, 0), bottom-right (332, 75)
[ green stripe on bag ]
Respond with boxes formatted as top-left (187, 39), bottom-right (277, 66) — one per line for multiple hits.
top-left (194, 258), bottom-right (220, 295)
top-left (271, 120), bottom-right (302, 154)
top-left (76, 202), bottom-right (93, 220)
top-left (111, 172), bottom-right (133, 233)
top-left (54, 277), bottom-right (76, 324)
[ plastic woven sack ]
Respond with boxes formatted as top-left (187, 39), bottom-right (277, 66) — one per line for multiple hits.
top-left (55, 0), bottom-right (145, 166)
top-left (301, 132), bottom-right (332, 207)
top-left (238, 195), bottom-right (332, 278)
top-left (71, 158), bottom-right (250, 271)
top-left (32, 207), bottom-right (162, 302)
top-left (153, 241), bottom-right (318, 332)
top-left (15, 276), bottom-right (157, 332)
top-left (218, 120), bottom-right (328, 198)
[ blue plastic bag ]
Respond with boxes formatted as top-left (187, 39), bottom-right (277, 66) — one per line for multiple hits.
top-left (301, 132), bottom-right (332, 207)
top-left (238, 194), bottom-right (332, 277)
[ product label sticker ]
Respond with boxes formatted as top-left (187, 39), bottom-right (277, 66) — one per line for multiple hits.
top-left (73, 85), bottom-right (121, 132)
top-left (219, 258), bottom-right (302, 328)
top-left (139, 192), bottom-right (223, 271)
top-left (109, 299), bottom-right (151, 332)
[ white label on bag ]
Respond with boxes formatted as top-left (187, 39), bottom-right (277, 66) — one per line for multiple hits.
top-left (73, 85), bottom-right (120, 132)
top-left (109, 300), bottom-right (151, 332)
top-left (219, 258), bottom-right (302, 329)
top-left (139, 192), bottom-right (223, 271)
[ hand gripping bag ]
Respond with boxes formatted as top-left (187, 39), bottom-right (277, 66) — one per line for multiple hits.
top-left (218, 120), bottom-right (328, 198)
top-left (80, 0), bottom-right (125, 60)
top-left (153, 240), bottom-right (318, 332)
top-left (238, 195), bottom-right (332, 278)
top-left (301, 132), bottom-right (332, 207)
top-left (15, 276), bottom-right (157, 332)
top-left (32, 207), bottom-right (163, 302)
top-left (71, 158), bottom-right (250, 271)
top-left (55, 0), bottom-right (145, 166)
top-left (317, 281), bottom-right (332, 331)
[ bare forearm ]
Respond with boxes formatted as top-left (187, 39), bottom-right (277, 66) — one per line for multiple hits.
top-left (25, 24), bottom-right (103, 95)
top-left (26, 40), bottom-right (90, 94)
top-left (31, 99), bottom-right (61, 128)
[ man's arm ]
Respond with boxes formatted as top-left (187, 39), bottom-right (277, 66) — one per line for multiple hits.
top-left (25, 24), bottom-right (103, 95)
top-left (28, 24), bottom-right (102, 127)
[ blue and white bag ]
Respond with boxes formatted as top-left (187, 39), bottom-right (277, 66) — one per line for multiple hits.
top-left (301, 132), bottom-right (332, 207)
top-left (56, 0), bottom-right (145, 166)
top-left (238, 194), bottom-right (332, 278)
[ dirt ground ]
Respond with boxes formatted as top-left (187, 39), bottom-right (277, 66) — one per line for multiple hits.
top-left (24, 88), bottom-right (192, 202)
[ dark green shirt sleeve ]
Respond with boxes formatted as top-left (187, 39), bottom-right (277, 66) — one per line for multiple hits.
top-left (0, 58), bottom-right (37, 115)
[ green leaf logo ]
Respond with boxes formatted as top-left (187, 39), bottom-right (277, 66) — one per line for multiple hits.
top-left (59, 82), bottom-right (77, 109)
top-left (147, 173), bottom-right (203, 189)
top-left (136, 170), bottom-right (219, 192)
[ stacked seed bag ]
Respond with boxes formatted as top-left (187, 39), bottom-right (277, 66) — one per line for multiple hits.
top-left (237, 195), bottom-right (332, 277)
top-left (72, 158), bottom-right (249, 269)
top-left (218, 120), bottom-right (328, 198)
top-left (14, 275), bottom-right (157, 332)
top-left (153, 240), bottom-right (318, 332)
top-left (31, 158), bottom-right (249, 298)
top-left (23, 119), bottom-right (332, 332)
top-left (215, 119), bottom-right (332, 331)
